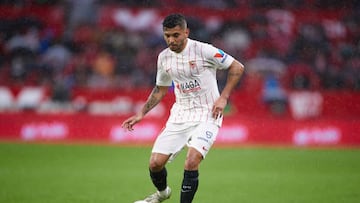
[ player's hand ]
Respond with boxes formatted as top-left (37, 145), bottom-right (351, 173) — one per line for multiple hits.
top-left (121, 114), bottom-right (143, 131)
top-left (212, 97), bottom-right (227, 119)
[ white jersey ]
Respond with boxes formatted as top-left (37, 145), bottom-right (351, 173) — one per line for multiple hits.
top-left (156, 38), bottom-right (234, 127)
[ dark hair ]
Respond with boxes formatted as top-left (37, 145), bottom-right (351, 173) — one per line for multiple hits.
top-left (162, 13), bottom-right (187, 29)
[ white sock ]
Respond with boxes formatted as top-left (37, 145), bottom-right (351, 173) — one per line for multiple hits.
top-left (159, 186), bottom-right (169, 196)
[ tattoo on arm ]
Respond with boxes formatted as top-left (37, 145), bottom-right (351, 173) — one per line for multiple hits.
top-left (152, 86), bottom-right (160, 94)
top-left (142, 86), bottom-right (164, 115)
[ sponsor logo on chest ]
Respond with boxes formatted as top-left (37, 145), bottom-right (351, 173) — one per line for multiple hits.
top-left (189, 60), bottom-right (197, 69)
top-left (176, 79), bottom-right (201, 93)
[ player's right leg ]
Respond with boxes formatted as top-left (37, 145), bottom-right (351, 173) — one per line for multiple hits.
top-left (149, 153), bottom-right (171, 193)
top-left (134, 123), bottom-right (191, 203)
top-left (134, 153), bottom-right (171, 203)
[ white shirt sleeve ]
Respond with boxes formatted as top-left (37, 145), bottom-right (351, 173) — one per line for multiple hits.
top-left (156, 53), bottom-right (172, 86)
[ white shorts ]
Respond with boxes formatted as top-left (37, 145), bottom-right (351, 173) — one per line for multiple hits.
top-left (152, 122), bottom-right (219, 161)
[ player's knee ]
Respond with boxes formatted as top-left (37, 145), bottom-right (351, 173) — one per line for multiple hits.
top-left (149, 154), bottom-right (167, 171)
top-left (184, 153), bottom-right (202, 170)
top-left (149, 161), bottom-right (164, 171)
top-left (184, 161), bottom-right (199, 170)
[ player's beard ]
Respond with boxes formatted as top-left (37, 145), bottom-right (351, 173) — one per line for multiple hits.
top-left (169, 40), bottom-right (185, 53)
top-left (169, 43), bottom-right (180, 52)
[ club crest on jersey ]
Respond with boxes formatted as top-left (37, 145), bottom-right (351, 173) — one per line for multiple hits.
top-left (189, 60), bottom-right (197, 69)
top-left (176, 79), bottom-right (201, 93)
top-left (214, 49), bottom-right (228, 63)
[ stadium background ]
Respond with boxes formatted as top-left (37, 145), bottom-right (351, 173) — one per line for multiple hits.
top-left (0, 0), bottom-right (359, 146)
top-left (1, 1), bottom-right (360, 203)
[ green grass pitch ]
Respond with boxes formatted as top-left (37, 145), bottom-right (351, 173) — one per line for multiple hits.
top-left (0, 142), bottom-right (359, 203)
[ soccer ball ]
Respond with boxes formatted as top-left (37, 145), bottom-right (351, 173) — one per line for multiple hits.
top-left (134, 201), bottom-right (147, 203)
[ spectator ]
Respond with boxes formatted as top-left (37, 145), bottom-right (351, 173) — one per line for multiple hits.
top-left (284, 62), bottom-right (320, 90)
top-left (41, 40), bottom-right (72, 75)
top-left (88, 48), bottom-right (116, 88)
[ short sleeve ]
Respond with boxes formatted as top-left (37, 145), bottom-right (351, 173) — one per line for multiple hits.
top-left (156, 54), bottom-right (172, 86)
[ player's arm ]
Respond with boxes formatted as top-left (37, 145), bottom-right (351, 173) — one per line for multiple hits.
top-left (212, 60), bottom-right (244, 118)
top-left (141, 85), bottom-right (168, 116)
top-left (122, 85), bottom-right (168, 131)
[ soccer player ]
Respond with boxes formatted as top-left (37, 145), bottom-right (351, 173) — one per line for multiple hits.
top-left (122, 13), bottom-right (245, 203)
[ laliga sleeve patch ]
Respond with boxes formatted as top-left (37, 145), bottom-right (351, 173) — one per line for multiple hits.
top-left (214, 49), bottom-right (225, 58)
top-left (213, 49), bottom-right (228, 63)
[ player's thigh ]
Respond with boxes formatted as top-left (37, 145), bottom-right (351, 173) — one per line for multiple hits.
top-left (188, 122), bottom-right (219, 159)
top-left (152, 123), bottom-right (191, 156)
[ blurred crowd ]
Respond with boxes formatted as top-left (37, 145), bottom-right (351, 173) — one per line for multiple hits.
top-left (0, 0), bottom-right (359, 104)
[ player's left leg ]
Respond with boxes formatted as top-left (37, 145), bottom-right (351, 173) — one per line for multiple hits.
top-left (180, 122), bottom-right (219, 203)
top-left (180, 147), bottom-right (202, 203)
